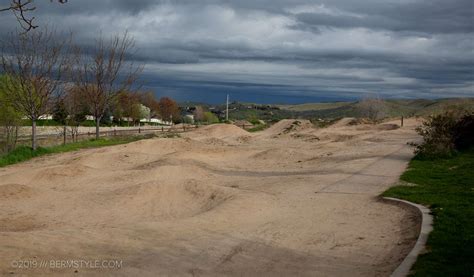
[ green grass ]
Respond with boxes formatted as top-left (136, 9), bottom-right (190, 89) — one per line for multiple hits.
top-left (0, 137), bottom-right (143, 168)
top-left (21, 119), bottom-right (63, 126)
top-left (247, 124), bottom-right (269, 132)
top-left (383, 149), bottom-right (474, 276)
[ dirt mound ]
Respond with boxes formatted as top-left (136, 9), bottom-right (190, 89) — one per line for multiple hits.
top-left (202, 137), bottom-right (229, 146)
top-left (236, 135), bottom-right (253, 144)
top-left (261, 119), bottom-right (313, 137)
top-left (33, 164), bottom-right (90, 182)
top-left (355, 123), bottom-right (401, 131)
top-left (290, 133), bottom-right (320, 142)
top-left (0, 215), bottom-right (45, 232)
top-left (252, 148), bottom-right (314, 162)
top-left (233, 120), bottom-right (253, 128)
top-left (330, 118), bottom-right (362, 128)
top-left (194, 124), bottom-right (250, 139)
top-left (0, 116), bottom-right (421, 276)
top-left (94, 180), bottom-right (235, 221)
top-left (376, 123), bottom-right (400, 131)
top-left (0, 184), bottom-right (36, 200)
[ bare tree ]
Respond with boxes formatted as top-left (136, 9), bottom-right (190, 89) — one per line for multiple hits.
top-left (0, 0), bottom-right (67, 33)
top-left (193, 106), bottom-right (205, 122)
top-left (74, 32), bottom-right (142, 139)
top-left (1, 29), bottom-right (73, 150)
top-left (63, 85), bottom-right (88, 142)
top-left (357, 96), bottom-right (387, 123)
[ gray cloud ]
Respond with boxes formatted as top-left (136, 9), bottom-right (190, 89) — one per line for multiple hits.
top-left (291, 0), bottom-right (474, 34)
top-left (0, 0), bottom-right (472, 103)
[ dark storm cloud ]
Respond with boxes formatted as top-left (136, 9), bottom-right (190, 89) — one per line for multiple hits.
top-left (291, 0), bottom-right (474, 35)
top-left (0, 0), bottom-right (472, 102)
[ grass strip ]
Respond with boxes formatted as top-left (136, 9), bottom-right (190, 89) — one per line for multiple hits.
top-left (383, 149), bottom-right (474, 276)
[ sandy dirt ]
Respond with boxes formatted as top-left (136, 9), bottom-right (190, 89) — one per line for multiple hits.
top-left (0, 118), bottom-right (421, 276)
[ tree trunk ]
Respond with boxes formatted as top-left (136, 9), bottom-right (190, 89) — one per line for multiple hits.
top-left (5, 126), bottom-right (10, 153)
top-left (32, 119), bottom-right (37, 150)
top-left (63, 126), bottom-right (67, 145)
top-left (95, 117), bottom-right (100, 140)
top-left (13, 125), bottom-right (18, 150)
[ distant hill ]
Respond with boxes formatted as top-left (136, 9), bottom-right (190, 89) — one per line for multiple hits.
top-left (278, 98), bottom-right (474, 119)
top-left (278, 102), bottom-right (354, 112)
top-left (180, 98), bottom-right (474, 122)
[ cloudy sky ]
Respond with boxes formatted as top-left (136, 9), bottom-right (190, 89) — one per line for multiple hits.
top-left (1, 0), bottom-right (473, 104)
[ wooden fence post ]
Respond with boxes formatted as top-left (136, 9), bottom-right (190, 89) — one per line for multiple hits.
top-left (63, 126), bottom-right (66, 145)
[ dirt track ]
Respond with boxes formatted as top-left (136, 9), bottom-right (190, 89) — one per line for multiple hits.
top-left (0, 119), bottom-right (420, 276)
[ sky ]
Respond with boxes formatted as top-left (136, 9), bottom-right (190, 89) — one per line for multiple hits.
top-left (0, 0), bottom-right (473, 104)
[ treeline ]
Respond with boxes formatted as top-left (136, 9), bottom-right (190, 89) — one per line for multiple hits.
top-left (0, 28), bottom-right (179, 152)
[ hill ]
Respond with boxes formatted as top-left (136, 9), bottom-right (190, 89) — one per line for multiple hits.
top-left (180, 98), bottom-right (474, 122)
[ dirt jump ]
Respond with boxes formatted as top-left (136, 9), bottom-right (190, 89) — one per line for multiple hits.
top-left (0, 118), bottom-right (421, 276)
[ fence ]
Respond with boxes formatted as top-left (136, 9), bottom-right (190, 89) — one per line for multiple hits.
top-left (13, 125), bottom-right (199, 148)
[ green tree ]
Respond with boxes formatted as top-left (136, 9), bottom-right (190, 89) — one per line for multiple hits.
top-left (63, 86), bottom-right (88, 142)
top-left (1, 29), bottom-right (73, 150)
top-left (115, 91), bottom-right (142, 126)
top-left (53, 98), bottom-right (69, 144)
top-left (53, 99), bottom-right (68, 125)
top-left (0, 76), bottom-right (22, 153)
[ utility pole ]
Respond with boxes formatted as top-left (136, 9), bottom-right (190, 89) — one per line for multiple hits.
top-left (226, 94), bottom-right (229, 121)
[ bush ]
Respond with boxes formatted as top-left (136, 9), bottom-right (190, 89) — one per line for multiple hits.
top-left (247, 115), bottom-right (261, 125)
top-left (412, 111), bottom-right (473, 159)
top-left (204, 112), bottom-right (219, 124)
top-left (454, 113), bottom-right (474, 150)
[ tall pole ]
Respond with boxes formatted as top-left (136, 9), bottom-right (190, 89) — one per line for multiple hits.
top-left (226, 94), bottom-right (229, 121)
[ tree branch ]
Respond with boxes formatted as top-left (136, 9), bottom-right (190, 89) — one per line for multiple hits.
top-left (1, 0), bottom-right (68, 33)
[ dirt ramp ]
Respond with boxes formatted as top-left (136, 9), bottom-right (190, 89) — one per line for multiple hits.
top-left (233, 120), bottom-right (253, 127)
top-left (193, 124), bottom-right (250, 139)
top-left (260, 119), bottom-right (313, 137)
top-left (330, 117), bottom-right (362, 128)
top-left (376, 123), bottom-right (400, 131)
top-left (0, 184), bottom-right (36, 200)
top-left (93, 180), bottom-right (235, 222)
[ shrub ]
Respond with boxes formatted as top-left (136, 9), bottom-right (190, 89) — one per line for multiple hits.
top-left (203, 112), bottom-right (219, 124)
top-left (412, 110), bottom-right (473, 159)
top-left (453, 113), bottom-right (474, 150)
top-left (247, 115), bottom-right (261, 125)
